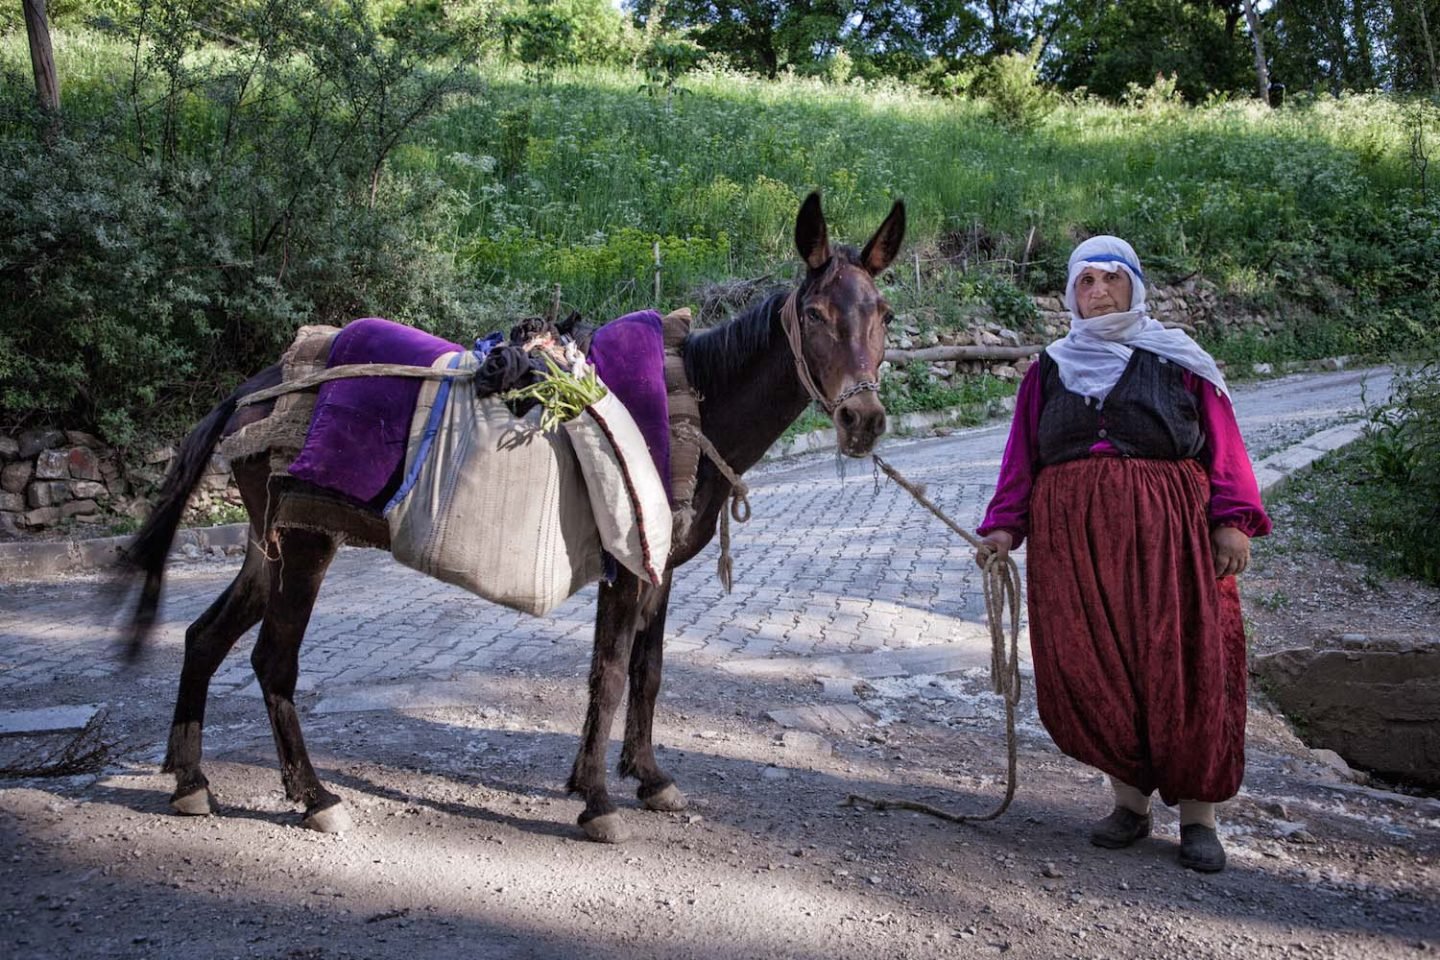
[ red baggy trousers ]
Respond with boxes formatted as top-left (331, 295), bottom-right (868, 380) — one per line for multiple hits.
top-left (1026, 456), bottom-right (1247, 804)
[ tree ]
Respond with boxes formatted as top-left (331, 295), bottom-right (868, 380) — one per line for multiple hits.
top-left (1043, 0), bottom-right (1251, 100)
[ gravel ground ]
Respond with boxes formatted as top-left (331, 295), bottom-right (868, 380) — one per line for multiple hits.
top-left (2, 556), bottom-right (1437, 960)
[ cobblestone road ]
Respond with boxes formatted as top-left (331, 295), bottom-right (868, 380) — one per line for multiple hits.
top-left (0, 366), bottom-right (1392, 710)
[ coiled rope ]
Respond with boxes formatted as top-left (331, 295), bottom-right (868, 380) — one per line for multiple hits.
top-left (844, 453), bottom-right (1024, 823)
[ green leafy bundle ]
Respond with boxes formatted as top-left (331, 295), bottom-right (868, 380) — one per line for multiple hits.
top-left (503, 355), bottom-right (607, 433)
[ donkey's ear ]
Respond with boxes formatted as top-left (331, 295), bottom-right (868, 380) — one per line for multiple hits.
top-left (794, 191), bottom-right (831, 271)
top-left (860, 199), bottom-right (906, 276)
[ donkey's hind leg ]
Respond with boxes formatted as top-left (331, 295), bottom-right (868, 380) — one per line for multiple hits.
top-left (165, 542), bottom-right (269, 816)
top-left (250, 527), bottom-right (349, 833)
top-left (618, 573), bottom-right (686, 813)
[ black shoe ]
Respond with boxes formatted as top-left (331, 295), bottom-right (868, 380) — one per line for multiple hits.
top-left (1179, 824), bottom-right (1227, 872)
top-left (1090, 806), bottom-right (1152, 849)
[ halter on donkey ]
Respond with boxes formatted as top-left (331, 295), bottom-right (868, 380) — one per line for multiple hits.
top-left (118, 191), bottom-right (906, 843)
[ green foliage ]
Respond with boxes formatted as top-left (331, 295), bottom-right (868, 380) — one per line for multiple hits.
top-left (1046, 0), bottom-right (1252, 102)
top-left (502, 353), bottom-right (607, 432)
top-left (1361, 362), bottom-right (1440, 582)
top-left (3, 22), bottom-right (1437, 441)
top-left (1274, 361), bottom-right (1440, 586)
top-left (977, 43), bottom-right (1055, 131)
top-left (0, 3), bottom-right (486, 444)
top-left (880, 363), bottom-right (1015, 420)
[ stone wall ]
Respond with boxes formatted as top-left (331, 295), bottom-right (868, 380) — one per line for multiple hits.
top-left (0, 427), bottom-right (241, 539)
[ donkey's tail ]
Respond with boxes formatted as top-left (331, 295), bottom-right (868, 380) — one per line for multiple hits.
top-left (120, 365), bottom-right (280, 661)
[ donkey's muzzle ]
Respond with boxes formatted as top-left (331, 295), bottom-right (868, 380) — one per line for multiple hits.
top-left (835, 393), bottom-right (887, 457)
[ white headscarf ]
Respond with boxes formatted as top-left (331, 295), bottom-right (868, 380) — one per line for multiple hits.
top-left (1046, 236), bottom-right (1228, 403)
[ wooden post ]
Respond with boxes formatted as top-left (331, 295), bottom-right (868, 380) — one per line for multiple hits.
top-left (653, 240), bottom-right (662, 306)
top-left (23, 0), bottom-right (60, 116)
top-left (913, 250), bottom-right (921, 294)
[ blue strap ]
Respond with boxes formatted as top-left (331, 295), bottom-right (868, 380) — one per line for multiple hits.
top-left (383, 350), bottom-right (467, 517)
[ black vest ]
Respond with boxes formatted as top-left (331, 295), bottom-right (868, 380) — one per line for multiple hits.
top-left (1037, 349), bottom-right (1205, 467)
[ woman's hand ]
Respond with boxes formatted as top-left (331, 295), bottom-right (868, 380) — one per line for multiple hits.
top-left (975, 531), bottom-right (1014, 569)
top-left (1211, 526), bottom-right (1251, 578)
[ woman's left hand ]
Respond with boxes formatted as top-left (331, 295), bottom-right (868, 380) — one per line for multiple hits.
top-left (1211, 526), bottom-right (1251, 578)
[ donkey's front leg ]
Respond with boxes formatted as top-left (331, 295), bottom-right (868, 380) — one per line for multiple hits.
top-left (567, 571), bottom-right (642, 843)
top-left (619, 571), bottom-right (686, 813)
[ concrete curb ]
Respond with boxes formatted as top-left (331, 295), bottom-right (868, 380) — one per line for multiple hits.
top-left (0, 522), bottom-right (248, 583)
top-left (762, 400), bottom-right (1014, 460)
top-left (1253, 421), bottom-right (1368, 503)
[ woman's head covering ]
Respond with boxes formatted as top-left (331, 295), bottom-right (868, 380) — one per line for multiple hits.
top-left (1046, 235), bottom-right (1228, 402)
top-left (1063, 235), bottom-right (1148, 316)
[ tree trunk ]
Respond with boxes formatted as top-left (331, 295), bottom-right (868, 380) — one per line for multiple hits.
top-left (1419, 1), bottom-right (1440, 96)
top-left (23, 0), bottom-right (60, 115)
top-left (1242, 0), bottom-right (1271, 104)
top-left (1351, 0), bottom-right (1375, 88)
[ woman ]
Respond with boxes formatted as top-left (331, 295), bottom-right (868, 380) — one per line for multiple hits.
top-left (975, 236), bottom-right (1270, 873)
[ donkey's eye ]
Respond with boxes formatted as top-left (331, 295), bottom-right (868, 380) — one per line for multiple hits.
top-left (804, 307), bottom-right (824, 325)
top-left (883, 311), bottom-right (895, 326)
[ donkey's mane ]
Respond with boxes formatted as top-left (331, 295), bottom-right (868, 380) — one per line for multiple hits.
top-left (683, 246), bottom-right (860, 397)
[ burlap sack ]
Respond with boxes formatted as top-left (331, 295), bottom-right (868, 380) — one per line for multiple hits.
top-left (564, 390), bottom-right (672, 587)
top-left (386, 352), bottom-right (603, 616)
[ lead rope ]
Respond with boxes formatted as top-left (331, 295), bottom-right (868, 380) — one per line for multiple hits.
top-left (844, 453), bottom-right (1024, 824)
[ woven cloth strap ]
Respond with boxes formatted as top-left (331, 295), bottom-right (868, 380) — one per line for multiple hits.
top-left (662, 308), bottom-right (704, 545)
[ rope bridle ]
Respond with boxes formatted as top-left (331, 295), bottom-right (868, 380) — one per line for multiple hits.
top-left (780, 290), bottom-right (881, 416)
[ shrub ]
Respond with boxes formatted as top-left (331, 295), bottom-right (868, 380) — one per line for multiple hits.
top-left (1360, 361), bottom-right (1440, 583)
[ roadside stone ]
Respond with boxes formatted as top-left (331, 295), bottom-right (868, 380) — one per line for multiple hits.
top-left (22, 506), bottom-right (61, 527)
top-left (27, 481), bottom-right (70, 509)
top-left (70, 481), bottom-right (107, 500)
top-left (0, 512), bottom-right (20, 537)
top-left (61, 500), bottom-right (100, 520)
top-left (33, 450), bottom-right (69, 480)
top-left (779, 730), bottom-right (833, 757)
top-left (1253, 644), bottom-right (1440, 787)
top-left (0, 492), bottom-right (23, 513)
top-left (0, 436), bottom-right (17, 460)
top-left (18, 428), bottom-right (65, 459)
top-left (66, 447), bottom-right (101, 481)
top-left (145, 445), bottom-right (176, 465)
top-left (1310, 748), bottom-right (1360, 782)
top-left (760, 765), bottom-right (791, 781)
top-left (64, 431), bottom-right (105, 449)
top-left (814, 676), bottom-right (860, 701)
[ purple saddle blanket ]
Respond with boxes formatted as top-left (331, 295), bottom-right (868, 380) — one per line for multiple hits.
top-left (289, 313), bottom-right (673, 507)
top-left (289, 319), bottom-right (461, 506)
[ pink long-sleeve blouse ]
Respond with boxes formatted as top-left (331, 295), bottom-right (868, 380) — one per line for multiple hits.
top-left (977, 363), bottom-right (1272, 548)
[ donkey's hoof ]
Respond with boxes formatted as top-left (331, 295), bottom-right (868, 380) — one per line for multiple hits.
top-left (170, 787), bottom-right (215, 817)
top-left (580, 812), bottom-right (629, 844)
top-left (641, 783), bottom-right (687, 813)
top-left (302, 800), bottom-right (353, 834)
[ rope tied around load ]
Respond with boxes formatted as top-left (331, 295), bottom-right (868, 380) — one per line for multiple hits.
top-left (844, 453), bottom-right (1024, 824)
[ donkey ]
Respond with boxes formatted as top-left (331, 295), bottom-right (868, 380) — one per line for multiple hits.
top-left (120, 191), bottom-right (905, 843)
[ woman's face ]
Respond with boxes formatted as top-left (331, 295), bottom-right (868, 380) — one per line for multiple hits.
top-left (1074, 266), bottom-right (1134, 319)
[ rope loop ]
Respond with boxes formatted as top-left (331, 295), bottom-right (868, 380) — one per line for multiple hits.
top-left (845, 453), bottom-right (1024, 824)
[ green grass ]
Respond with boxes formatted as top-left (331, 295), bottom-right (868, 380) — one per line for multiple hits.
top-left (3, 28), bottom-right (1437, 434)
top-left (1264, 435), bottom-right (1440, 587)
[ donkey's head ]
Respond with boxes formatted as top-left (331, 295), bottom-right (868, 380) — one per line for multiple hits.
top-left (787, 191), bottom-right (906, 458)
